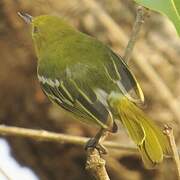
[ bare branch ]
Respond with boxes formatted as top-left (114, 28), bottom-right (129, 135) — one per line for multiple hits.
top-left (0, 125), bottom-right (136, 151)
top-left (164, 125), bottom-right (180, 178)
top-left (86, 148), bottom-right (110, 180)
top-left (85, 129), bottom-right (110, 179)
top-left (0, 125), bottom-right (136, 180)
top-left (0, 167), bottom-right (11, 180)
top-left (123, 6), bottom-right (149, 63)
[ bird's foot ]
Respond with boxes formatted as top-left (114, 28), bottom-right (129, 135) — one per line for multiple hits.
top-left (85, 137), bottom-right (108, 154)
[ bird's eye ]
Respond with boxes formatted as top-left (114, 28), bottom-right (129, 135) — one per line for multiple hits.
top-left (33, 26), bottom-right (39, 33)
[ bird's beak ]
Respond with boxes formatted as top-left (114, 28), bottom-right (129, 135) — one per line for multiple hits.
top-left (18, 12), bottom-right (33, 24)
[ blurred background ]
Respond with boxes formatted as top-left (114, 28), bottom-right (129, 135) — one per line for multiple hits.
top-left (0, 0), bottom-right (180, 179)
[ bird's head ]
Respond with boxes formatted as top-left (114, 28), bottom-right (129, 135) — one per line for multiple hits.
top-left (18, 12), bottom-right (74, 53)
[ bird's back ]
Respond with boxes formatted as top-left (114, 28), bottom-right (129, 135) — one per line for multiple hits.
top-left (37, 23), bottom-right (143, 131)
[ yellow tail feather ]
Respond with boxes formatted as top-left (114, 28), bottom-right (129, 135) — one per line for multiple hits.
top-left (109, 94), bottom-right (171, 168)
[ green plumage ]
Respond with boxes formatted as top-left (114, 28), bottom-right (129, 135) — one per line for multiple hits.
top-left (33, 16), bottom-right (143, 130)
top-left (25, 15), bottom-right (171, 168)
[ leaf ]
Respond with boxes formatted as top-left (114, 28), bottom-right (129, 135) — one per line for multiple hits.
top-left (174, 0), bottom-right (180, 17)
top-left (134, 0), bottom-right (180, 36)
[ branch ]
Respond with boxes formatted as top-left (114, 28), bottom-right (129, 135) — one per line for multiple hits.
top-left (0, 125), bottom-right (136, 151)
top-left (0, 125), bottom-right (135, 179)
top-left (85, 129), bottom-right (110, 180)
top-left (0, 125), bottom-right (136, 179)
top-left (164, 125), bottom-right (180, 178)
top-left (0, 167), bottom-right (11, 180)
top-left (123, 6), bottom-right (149, 63)
top-left (86, 148), bottom-right (110, 180)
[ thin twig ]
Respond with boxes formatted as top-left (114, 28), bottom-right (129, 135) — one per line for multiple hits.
top-left (164, 125), bottom-right (180, 179)
top-left (123, 6), bottom-right (148, 63)
top-left (0, 167), bottom-right (11, 180)
top-left (0, 125), bottom-right (136, 151)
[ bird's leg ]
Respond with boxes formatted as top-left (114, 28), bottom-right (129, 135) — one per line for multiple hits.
top-left (85, 128), bottom-right (109, 154)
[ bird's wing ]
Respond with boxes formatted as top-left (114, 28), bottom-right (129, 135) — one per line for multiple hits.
top-left (38, 74), bottom-right (117, 131)
top-left (104, 50), bottom-right (144, 103)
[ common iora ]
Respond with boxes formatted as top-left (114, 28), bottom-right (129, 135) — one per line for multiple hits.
top-left (18, 12), bottom-right (171, 168)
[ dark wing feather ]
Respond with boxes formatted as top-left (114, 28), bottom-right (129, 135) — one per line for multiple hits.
top-left (38, 75), bottom-right (113, 129)
top-left (105, 50), bottom-right (144, 103)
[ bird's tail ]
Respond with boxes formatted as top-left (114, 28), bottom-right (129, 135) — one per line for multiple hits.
top-left (109, 94), bottom-right (172, 168)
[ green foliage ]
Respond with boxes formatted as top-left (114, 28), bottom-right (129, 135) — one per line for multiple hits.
top-left (134, 0), bottom-right (180, 36)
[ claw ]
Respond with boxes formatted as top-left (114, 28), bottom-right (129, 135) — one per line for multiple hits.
top-left (85, 138), bottom-right (108, 154)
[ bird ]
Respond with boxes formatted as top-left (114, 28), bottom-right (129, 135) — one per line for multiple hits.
top-left (18, 12), bottom-right (171, 168)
